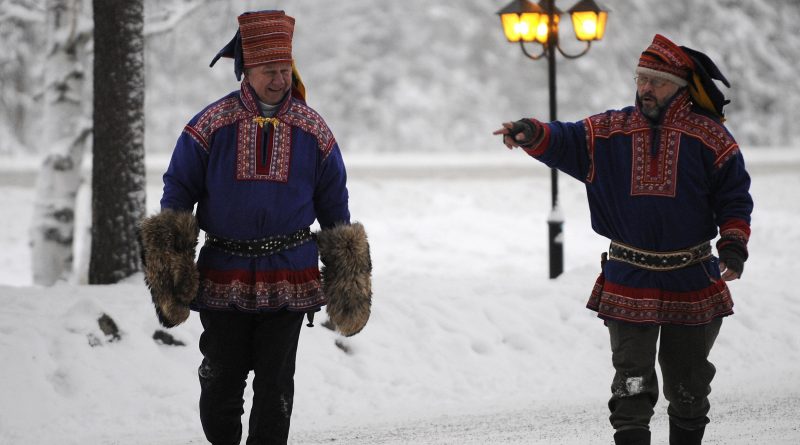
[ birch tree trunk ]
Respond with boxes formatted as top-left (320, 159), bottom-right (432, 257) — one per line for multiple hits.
top-left (30, 0), bottom-right (92, 285)
top-left (88, 0), bottom-right (146, 284)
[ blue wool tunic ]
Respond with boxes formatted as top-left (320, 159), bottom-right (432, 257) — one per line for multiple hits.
top-left (160, 82), bottom-right (350, 313)
top-left (523, 90), bottom-right (753, 325)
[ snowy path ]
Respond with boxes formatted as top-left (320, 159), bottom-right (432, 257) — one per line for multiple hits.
top-left (288, 393), bottom-right (800, 445)
top-left (119, 393), bottom-right (800, 444)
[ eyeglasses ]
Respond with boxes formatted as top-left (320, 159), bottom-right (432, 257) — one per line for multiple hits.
top-left (635, 75), bottom-right (669, 88)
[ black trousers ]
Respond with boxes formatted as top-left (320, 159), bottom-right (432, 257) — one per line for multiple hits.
top-left (198, 309), bottom-right (304, 445)
top-left (606, 318), bottom-right (722, 433)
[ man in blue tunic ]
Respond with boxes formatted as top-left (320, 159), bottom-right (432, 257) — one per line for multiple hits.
top-left (494, 35), bottom-right (752, 445)
top-left (139, 10), bottom-right (371, 445)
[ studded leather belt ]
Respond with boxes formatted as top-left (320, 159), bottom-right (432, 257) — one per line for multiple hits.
top-left (205, 227), bottom-right (313, 257)
top-left (608, 240), bottom-right (712, 271)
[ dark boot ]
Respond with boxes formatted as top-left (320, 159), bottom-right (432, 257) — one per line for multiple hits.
top-left (670, 421), bottom-right (705, 445)
top-left (614, 428), bottom-right (651, 445)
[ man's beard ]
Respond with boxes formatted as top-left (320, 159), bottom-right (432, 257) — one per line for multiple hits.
top-left (637, 93), bottom-right (667, 121)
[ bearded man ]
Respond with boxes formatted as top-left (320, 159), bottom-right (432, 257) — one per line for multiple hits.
top-left (494, 34), bottom-right (753, 445)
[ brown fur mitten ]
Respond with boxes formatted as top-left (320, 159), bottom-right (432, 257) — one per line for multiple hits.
top-left (138, 209), bottom-right (199, 328)
top-left (316, 222), bottom-right (372, 336)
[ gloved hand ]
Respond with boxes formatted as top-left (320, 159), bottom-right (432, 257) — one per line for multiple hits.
top-left (718, 238), bottom-right (747, 280)
top-left (493, 119), bottom-right (542, 148)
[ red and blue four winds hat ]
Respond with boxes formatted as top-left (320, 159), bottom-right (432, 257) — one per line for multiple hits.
top-left (637, 34), bottom-right (693, 87)
top-left (637, 34), bottom-right (732, 121)
top-left (209, 10), bottom-right (306, 100)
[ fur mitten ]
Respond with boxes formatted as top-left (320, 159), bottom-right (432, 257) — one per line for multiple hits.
top-left (316, 222), bottom-right (372, 337)
top-left (138, 209), bottom-right (200, 328)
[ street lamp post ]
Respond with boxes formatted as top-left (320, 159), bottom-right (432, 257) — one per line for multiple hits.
top-left (497, 0), bottom-right (608, 279)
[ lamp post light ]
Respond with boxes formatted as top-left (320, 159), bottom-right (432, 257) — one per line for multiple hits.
top-left (497, 0), bottom-right (608, 279)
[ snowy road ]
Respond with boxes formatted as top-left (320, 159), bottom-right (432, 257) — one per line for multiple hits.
top-left (132, 393), bottom-right (800, 444)
top-left (288, 394), bottom-right (800, 445)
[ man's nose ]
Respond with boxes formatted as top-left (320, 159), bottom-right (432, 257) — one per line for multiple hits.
top-left (272, 75), bottom-right (286, 87)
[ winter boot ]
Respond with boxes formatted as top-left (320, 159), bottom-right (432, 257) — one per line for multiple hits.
top-left (614, 428), bottom-right (651, 445)
top-left (669, 420), bottom-right (705, 445)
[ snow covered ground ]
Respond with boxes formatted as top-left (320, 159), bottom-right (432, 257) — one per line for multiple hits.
top-left (1, 148), bottom-right (799, 444)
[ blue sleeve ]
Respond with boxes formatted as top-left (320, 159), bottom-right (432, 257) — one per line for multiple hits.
top-left (527, 120), bottom-right (592, 183)
top-left (314, 143), bottom-right (350, 229)
top-left (160, 131), bottom-right (209, 212)
top-left (712, 149), bottom-right (753, 227)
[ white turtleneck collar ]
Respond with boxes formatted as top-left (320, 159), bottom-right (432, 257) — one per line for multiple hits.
top-left (258, 100), bottom-right (280, 117)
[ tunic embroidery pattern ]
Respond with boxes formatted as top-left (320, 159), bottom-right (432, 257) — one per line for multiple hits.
top-left (667, 114), bottom-right (739, 168)
top-left (184, 84), bottom-right (337, 183)
top-left (282, 102), bottom-right (336, 160)
top-left (236, 119), bottom-right (293, 182)
top-left (630, 129), bottom-right (680, 197)
top-left (199, 277), bottom-right (325, 311)
top-left (184, 97), bottom-right (251, 151)
top-left (587, 276), bottom-right (734, 325)
top-left (586, 92), bottom-right (738, 198)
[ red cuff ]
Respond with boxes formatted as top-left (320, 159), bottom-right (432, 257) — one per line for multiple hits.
top-left (522, 122), bottom-right (550, 157)
top-left (719, 218), bottom-right (750, 245)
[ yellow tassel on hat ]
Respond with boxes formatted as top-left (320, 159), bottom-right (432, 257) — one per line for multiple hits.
top-left (689, 72), bottom-right (725, 123)
top-left (292, 61), bottom-right (306, 101)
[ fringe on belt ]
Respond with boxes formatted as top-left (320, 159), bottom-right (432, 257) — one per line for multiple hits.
top-left (205, 227), bottom-right (314, 257)
top-left (608, 240), bottom-right (712, 271)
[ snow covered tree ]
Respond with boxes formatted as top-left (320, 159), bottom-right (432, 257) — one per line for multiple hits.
top-left (0, 0), bottom-right (46, 155)
top-left (30, 0), bottom-right (92, 285)
top-left (88, 0), bottom-right (145, 284)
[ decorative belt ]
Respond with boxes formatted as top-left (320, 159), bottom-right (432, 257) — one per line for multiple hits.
top-left (608, 240), bottom-right (712, 271)
top-left (205, 227), bottom-right (314, 257)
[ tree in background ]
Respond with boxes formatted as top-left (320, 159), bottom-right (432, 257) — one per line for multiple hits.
top-left (89, 0), bottom-right (145, 284)
top-left (30, 0), bottom-right (92, 285)
top-left (0, 0), bottom-right (45, 155)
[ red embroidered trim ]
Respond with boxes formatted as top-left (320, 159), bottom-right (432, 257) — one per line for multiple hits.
top-left (190, 83), bottom-right (336, 183)
top-left (202, 267), bottom-right (320, 284)
top-left (586, 276), bottom-right (734, 325)
top-left (196, 267), bottom-right (325, 311)
top-left (240, 81), bottom-right (259, 114)
top-left (665, 117), bottom-right (739, 169)
top-left (584, 118), bottom-right (596, 182)
top-left (638, 34), bottom-right (693, 79)
top-left (236, 119), bottom-right (292, 182)
top-left (719, 218), bottom-right (751, 244)
top-left (185, 97), bottom-right (251, 153)
top-left (183, 125), bottom-right (208, 151)
top-left (638, 57), bottom-right (688, 79)
top-left (282, 102), bottom-right (336, 160)
top-left (630, 129), bottom-right (680, 197)
top-left (587, 92), bottom-right (739, 196)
